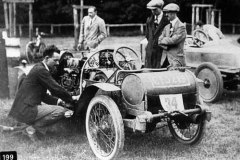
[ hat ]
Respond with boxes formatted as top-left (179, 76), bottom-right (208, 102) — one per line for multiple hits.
top-left (196, 20), bottom-right (204, 26)
top-left (147, 0), bottom-right (164, 9)
top-left (163, 3), bottom-right (180, 12)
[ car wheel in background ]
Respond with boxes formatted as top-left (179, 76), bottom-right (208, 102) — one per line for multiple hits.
top-left (195, 62), bottom-right (223, 103)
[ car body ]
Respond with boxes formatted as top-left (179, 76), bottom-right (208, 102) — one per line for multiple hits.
top-left (140, 33), bottom-right (240, 103)
top-left (185, 35), bottom-right (240, 102)
top-left (17, 46), bottom-right (211, 160)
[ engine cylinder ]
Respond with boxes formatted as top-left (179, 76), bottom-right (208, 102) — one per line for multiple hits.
top-left (121, 70), bottom-right (197, 105)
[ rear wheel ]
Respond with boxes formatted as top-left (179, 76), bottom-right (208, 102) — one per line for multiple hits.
top-left (168, 115), bottom-right (206, 145)
top-left (25, 42), bottom-right (46, 64)
top-left (17, 73), bottom-right (26, 91)
top-left (86, 95), bottom-right (124, 160)
top-left (195, 62), bottom-right (223, 102)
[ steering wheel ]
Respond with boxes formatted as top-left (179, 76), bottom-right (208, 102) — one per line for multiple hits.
top-left (193, 29), bottom-right (209, 46)
top-left (193, 37), bottom-right (206, 47)
top-left (113, 46), bottom-right (142, 70)
top-left (192, 29), bottom-right (209, 47)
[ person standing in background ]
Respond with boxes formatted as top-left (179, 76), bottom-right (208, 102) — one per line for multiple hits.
top-left (158, 3), bottom-right (187, 68)
top-left (145, 0), bottom-right (169, 68)
top-left (77, 6), bottom-right (107, 53)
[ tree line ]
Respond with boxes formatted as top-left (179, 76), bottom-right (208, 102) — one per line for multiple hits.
top-left (0, 0), bottom-right (239, 27)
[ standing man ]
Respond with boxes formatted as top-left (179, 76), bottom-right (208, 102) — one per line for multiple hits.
top-left (8, 45), bottom-right (74, 141)
top-left (77, 6), bottom-right (107, 53)
top-left (196, 20), bottom-right (224, 41)
top-left (145, 0), bottom-right (169, 68)
top-left (158, 3), bottom-right (187, 68)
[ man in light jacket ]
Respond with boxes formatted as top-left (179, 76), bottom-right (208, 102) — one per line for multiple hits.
top-left (158, 3), bottom-right (187, 68)
top-left (77, 6), bottom-right (107, 53)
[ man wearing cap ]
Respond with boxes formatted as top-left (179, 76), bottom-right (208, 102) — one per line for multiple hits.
top-left (158, 3), bottom-right (187, 68)
top-left (145, 0), bottom-right (169, 68)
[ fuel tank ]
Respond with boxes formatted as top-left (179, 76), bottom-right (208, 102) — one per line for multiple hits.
top-left (121, 70), bottom-right (197, 105)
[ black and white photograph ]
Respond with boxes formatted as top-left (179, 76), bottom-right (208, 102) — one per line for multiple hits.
top-left (0, 0), bottom-right (240, 159)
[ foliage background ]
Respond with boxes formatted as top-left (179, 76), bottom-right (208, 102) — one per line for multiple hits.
top-left (0, 0), bottom-right (240, 26)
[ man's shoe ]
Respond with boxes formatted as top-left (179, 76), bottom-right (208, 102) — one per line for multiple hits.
top-left (22, 126), bottom-right (38, 142)
top-left (64, 110), bottom-right (74, 118)
top-left (0, 125), bottom-right (14, 132)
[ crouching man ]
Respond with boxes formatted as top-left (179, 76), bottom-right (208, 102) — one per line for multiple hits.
top-left (8, 45), bottom-right (74, 141)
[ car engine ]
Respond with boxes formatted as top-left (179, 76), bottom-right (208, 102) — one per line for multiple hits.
top-left (55, 50), bottom-right (115, 95)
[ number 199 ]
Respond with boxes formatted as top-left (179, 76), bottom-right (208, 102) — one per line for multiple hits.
top-left (3, 154), bottom-right (14, 160)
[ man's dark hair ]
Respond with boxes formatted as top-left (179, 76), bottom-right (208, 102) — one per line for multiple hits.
top-left (196, 20), bottom-right (204, 27)
top-left (43, 45), bottom-right (60, 57)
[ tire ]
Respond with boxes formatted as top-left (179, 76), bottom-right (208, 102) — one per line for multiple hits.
top-left (195, 62), bottom-right (223, 103)
top-left (16, 73), bottom-right (26, 91)
top-left (25, 42), bottom-right (35, 64)
top-left (86, 95), bottom-right (124, 160)
top-left (168, 115), bottom-right (206, 145)
top-left (25, 42), bottom-right (46, 64)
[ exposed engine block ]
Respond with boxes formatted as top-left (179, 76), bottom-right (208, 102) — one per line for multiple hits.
top-left (60, 68), bottom-right (80, 93)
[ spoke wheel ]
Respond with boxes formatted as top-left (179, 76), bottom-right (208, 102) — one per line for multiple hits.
top-left (25, 42), bottom-right (46, 64)
top-left (168, 115), bottom-right (206, 145)
top-left (25, 42), bottom-right (35, 64)
top-left (17, 73), bottom-right (26, 91)
top-left (86, 95), bottom-right (124, 160)
top-left (113, 46), bottom-right (141, 70)
top-left (195, 62), bottom-right (223, 102)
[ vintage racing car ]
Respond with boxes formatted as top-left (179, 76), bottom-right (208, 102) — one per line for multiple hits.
top-left (141, 29), bottom-right (240, 103)
top-left (17, 46), bottom-right (211, 160)
top-left (185, 31), bottom-right (240, 103)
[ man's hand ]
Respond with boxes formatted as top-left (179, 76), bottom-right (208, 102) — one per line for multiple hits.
top-left (58, 99), bottom-right (74, 108)
top-left (72, 95), bottom-right (80, 101)
top-left (57, 99), bottom-right (65, 106)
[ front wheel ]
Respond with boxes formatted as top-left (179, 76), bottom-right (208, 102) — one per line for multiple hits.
top-left (86, 95), bottom-right (124, 160)
top-left (168, 115), bottom-right (206, 145)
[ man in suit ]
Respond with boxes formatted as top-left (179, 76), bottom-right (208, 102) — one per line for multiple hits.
top-left (145, 0), bottom-right (169, 68)
top-left (77, 6), bottom-right (107, 53)
top-left (158, 3), bottom-right (187, 68)
top-left (8, 45), bottom-right (74, 141)
top-left (196, 20), bottom-right (224, 41)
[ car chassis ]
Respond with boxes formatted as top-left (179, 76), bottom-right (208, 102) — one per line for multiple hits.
top-left (18, 46), bottom-right (211, 160)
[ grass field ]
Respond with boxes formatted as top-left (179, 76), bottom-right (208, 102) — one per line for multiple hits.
top-left (1, 35), bottom-right (240, 160)
top-left (19, 36), bottom-right (145, 55)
